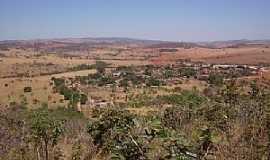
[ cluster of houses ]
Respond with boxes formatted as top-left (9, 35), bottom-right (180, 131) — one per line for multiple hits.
top-left (176, 60), bottom-right (269, 80)
top-left (62, 61), bottom-right (270, 111)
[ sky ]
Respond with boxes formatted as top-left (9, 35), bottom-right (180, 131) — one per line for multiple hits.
top-left (0, 0), bottom-right (269, 41)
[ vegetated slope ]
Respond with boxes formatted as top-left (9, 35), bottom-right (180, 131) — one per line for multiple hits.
top-left (147, 42), bottom-right (203, 49)
top-left (1, 38), bottom-right (270, 49)
top-left (0, 37), bottom-right (164, 49)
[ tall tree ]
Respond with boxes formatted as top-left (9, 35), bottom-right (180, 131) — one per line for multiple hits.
top-left (30, 108), bottom-right (64, 160)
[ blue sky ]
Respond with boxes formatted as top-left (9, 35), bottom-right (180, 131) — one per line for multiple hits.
top-left (0, 0), bottom-right (269, 41)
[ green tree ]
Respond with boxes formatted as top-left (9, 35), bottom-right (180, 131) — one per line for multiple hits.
top-left (222, 79), bottom-right (239, 106)
top-left (29, 108), bottom-right (64, 160)
top-left (146, 77), bottom-right (162, 87)
top-left (87, 108), bottom-right (135, 147)
top-left (86, 109), bottom-right (147, 159)
top-left (144, 65), bottom-right (153, 76)
top-left (179, 68), bottom-right (196, 78)
top-left (164, 69), bottom-right (174, 79)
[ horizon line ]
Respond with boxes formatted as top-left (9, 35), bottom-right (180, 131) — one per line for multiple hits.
top-left (1, 36), bottom-right (270, 43)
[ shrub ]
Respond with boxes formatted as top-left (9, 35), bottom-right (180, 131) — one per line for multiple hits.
top-left (158, 90), bottom-right (206, 108)
top-left (163, 69), bottom-right (174, 79)
top-left (24, 86), bottom-right (32, 93)
top-left (208, 73), bottom-right (224, 86)
top-left (70, 64), bottom-right (93, 71)
top-left (87, 108), bottom-right (149, 160)
top-left (95, 61), bottom-right (108, 74)
top-left (87, 108), bottom-right (135, 147)
top-left (179, 68), bottom-right (197, 78)
top-left (146, 77), bottom-right (162, 87)
top-left (80, 94), bottom-right (88, 105)
top-left (163, 106), bottom-right (192, 129)
top-left (119, 78), bottom-right (129, 88)
top-left (51, 77), bottom-right (65, 88)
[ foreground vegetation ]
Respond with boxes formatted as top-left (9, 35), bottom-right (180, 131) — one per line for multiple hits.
top-left (1, 79), bottom-right (270, 160)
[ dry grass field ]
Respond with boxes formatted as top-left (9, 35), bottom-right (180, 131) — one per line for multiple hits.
top-left (0, 47), bottom-right (152, 108)
top-left (150, 47), bottom-right (270, 65)
top-left (0, 69), bottom-right (96, 108)
top-left (0, 77), bottom-right (65, 108)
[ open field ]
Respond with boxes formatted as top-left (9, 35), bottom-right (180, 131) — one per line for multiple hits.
top-left (150, 47), bottom-right (270, 65)
top-left (0, 76), bottom-right (64, 108)
top-left (0, 69), bottom-right (96, 108)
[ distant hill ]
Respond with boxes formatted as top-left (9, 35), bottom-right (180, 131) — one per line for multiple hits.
top-left (0, 37), bottom-right (169, 53)
top-left (146, 42), bottom-right (202, 49)
top-left (199, 39), bottom-right (270, 48)
top-left (1, 38), bottom-right (269, 52)
top-left (0, 37), bottom-right (165, 46)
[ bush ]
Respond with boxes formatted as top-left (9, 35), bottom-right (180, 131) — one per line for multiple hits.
top-left (87, 108), bottom-right (135, 147)
top-left (179, 68), bottom-right (197, 78)
top-left (97, 75), bottom-right (115, 86)
top-left (119, 78), bottom-right (129, 88)
top-left (87, 108), bottom-right (147, 159)
top-left (208, 73), bottom-right (224, 86)
top-left (163, 69), bottom-right (174, 79)
top-left (51, 77), bottom-right (65, 88)
top-left (23, 86), bottom-right (32, 93)
top-left (146, 77), bottom-right (162, 87)
top-left (163, 106), bottom-right (192, 129)
top-left (80, 94), bottom-right (88, 105)
top-left (70, 64), bottom-right (94, 71)
top-left (95, 61), bottom-right (108, 74)
top-left (158, 90), bottom-right (206, 108)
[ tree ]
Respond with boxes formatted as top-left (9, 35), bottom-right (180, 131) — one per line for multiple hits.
top-left (29, 108), bottom-right (64, 160)
top-left (221, 79), bottom-right (239, 106)
top-left (163, 106), bottom-right (192, 130)
top-left (119, 78), bottom-right (129, 88)
top-left (80, 94), bottom-right (88, 105)
top-left (249, 80), bottom-right (260, 98)
top-left (95, 61), bottom-right (107, 74)
top-left (146, 77), bottom-right (162, 87)
top-left (87, 108), bottom-right (135, 147)
top-left (144, 65), bottom-right (153, 76)
top-left (179, 67), bottom-right (196, 78)
top-left (208, 73), bottom-right (224, 86)
top-left (163, 69), bottom-right (174, 79)
top-left (86, 109), bottom-right (147, 159)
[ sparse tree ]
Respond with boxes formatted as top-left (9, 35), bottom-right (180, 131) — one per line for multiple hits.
top-left (29, 108), bottom-right (64, 160)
